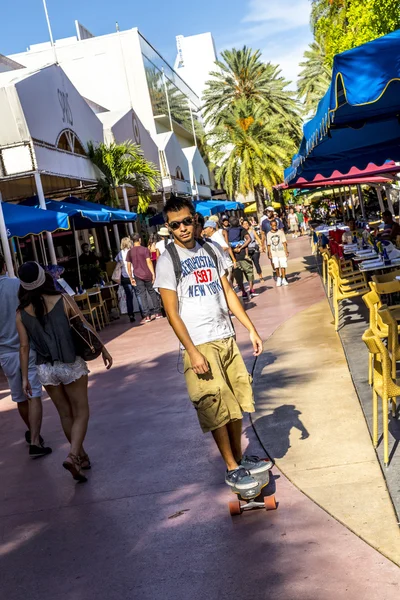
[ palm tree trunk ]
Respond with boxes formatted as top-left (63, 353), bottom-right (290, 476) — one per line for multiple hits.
top-left (113, 187), bottom-right (120, 208)
top-left (254, 185), bottom-right (265, 221)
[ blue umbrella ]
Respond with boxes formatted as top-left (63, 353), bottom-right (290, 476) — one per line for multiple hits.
top-left (65, 197), bottom-right (137, 223)
top-left (193, 201), bottom-right (226, 216)
top-left (22, 197), bottom-right (110, 229)
top-left (2, 202), bottom-right (70, 238)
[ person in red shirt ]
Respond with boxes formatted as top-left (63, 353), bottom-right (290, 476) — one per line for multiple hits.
top-left (126, 234), bottom-right (163, 324)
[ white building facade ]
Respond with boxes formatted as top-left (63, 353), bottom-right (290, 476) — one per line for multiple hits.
top-left (10, 26), bottom-right (212, 199)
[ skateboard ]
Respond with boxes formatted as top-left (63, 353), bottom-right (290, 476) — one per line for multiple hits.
top-left (228, 462), bottom-right (277, 516)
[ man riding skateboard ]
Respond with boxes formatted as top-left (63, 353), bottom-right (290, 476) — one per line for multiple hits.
top-left (155, 197), bottom-right (272, 492)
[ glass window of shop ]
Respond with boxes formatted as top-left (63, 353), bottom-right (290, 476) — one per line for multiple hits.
top-left (140, 33), bottom-right (201, 134)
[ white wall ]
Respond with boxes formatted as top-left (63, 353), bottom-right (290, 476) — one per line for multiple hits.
top-left (15, 65), bottom-right (103, 148)
top-left (174, 33), bottom-right (217, 101)
top-left (10, 30), bottom-right (157, 137)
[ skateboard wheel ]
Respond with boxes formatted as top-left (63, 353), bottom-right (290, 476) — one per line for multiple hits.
top-left (229, 500), bottom-right (242, 516)
top-left (264, 495), bottom-right (277, 511)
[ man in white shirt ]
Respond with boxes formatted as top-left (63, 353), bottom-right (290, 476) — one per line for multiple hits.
top-left (203, 219), bottom-right (236, 284)
top-left (155, 197), bottom-right (271, 492)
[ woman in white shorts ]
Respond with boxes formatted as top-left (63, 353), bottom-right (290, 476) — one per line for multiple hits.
top-left (16, 262), bottom-right (113, 482)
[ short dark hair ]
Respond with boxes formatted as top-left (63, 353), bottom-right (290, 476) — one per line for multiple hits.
top-left (163, 195), bottom-right (195, 221)
top-left (263, 208), bottom-right (269, 216)
top-left (132, 233), bottom-right (141, 243)
top-left (270, 219), bottom-right (277, 225)
top-left (382, 210), bottom-right (393, 218)
top-left (81, 243), bottom-right (89, 250)
top-left (195, 212), bottom-right (205, 228)
top-left (229, 216), bottom-right (239, 227)
top-left (0, 254), bottom-right (5, 273)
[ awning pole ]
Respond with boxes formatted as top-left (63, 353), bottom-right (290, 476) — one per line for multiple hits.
top-left (72, 220), bottom-right (82, 288)
top-left (104, 226), bottom-right (112, 258)
top-left (385, 185), bottom-right (394, 213)
top-left (357, 185), bottom-right (367, 220)
top-left (113, 224), bottom-right (121, 250)
top-left (30, 235), bottom-right (39, 262)
top-left (39, 233), bottom-right (48, 266)
top-left (0, 192), bottom-right (15, 277)
top-left (376, 186), bottom-right (385, 213)
top-left (348, 186), bottom-right (356, 219)
top-left (34, 172), bottom-right (57, 265)
top-left (121, 185), bottom-right (134, 236)
top-left (91, 228), bottom-right (100, 254)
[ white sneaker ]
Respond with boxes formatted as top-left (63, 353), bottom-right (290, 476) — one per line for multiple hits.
top-left (282, 278), bottom-right (288, 286)
top-left (276, 277), bottom-right (282, 287)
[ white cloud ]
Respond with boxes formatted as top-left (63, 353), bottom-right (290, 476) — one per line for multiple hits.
top-left (217, 0), bottom-right (313, 89)
top-left (243, 0), bottom-right (311, 30)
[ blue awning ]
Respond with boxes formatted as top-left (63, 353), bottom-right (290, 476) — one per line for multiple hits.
top-left (65, 197), bottom-right (137, 223)
top-left (22, 197), bottom-right (110, 230)
top-left (207, 200), bottom-right (245, 211)
top-left (193, 201), bottom-right (226, 216)
top-left (285, 30), bottom-right (400, 184)
top-left (1, 202), bottom-right (70, 238)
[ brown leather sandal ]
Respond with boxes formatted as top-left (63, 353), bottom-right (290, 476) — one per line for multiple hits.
top-left (80, 453), bottom-right (91, 470)
top-left (62, 453), bottom-right (87, 482)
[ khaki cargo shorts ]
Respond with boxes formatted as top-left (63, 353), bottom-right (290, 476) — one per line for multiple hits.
top-left (236, 258), bottom-right (254, 282)
top-left (183, 337), bottom-right (255, 433)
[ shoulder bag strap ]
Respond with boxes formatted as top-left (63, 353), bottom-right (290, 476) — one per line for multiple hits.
top-left (165, 243), bottom-right (182, 287)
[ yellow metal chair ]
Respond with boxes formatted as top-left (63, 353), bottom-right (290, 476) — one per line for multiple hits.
top-left (74, 292), bottom-right (103, 331)
top-left (320, 249), bottom-right (330, 287)
top-left (378, 305), bottom-right (400, 384)
top-left (361, 329), bottom-right (399, 466)
top-left (371, 269), bottom-right (400, 285)
top-left (362, 289), bottom-right (400, 384)
top-left (329, 258), bottom-right (369, 331)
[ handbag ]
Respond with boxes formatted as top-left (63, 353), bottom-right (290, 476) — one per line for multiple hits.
top-left (111, 261), bottom-right (122, 284)
top-left (63, 295), bottom-right (103, 362)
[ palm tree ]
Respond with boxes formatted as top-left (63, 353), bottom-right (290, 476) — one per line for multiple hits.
top-left (87, 141), bottom-right (160, 213)
top-left (202, 47), bottom-right (301, 137)
top-left (297, 41), bottom-right (331, 115)
top-left (209, 99), bottom-right (296, 218)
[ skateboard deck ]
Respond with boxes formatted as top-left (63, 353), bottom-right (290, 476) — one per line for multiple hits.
top-left (228, 462), bottom-right (277, 516)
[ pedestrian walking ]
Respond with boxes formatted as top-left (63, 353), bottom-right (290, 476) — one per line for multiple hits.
top-left (202, 218), bottom-right (236, 284)
top-left (288, 207), bottom-right (300, 238)
top-left (155, 227), bottom-right (171, 256)
top-left (228, 216), bottom-right (257, 299)
top-left (154, 196), bottom-right (271, 493)
top-left (261, 207), bottom-right (284, 279)
top-left (148, 234), bottom-right (159, 269)
top-left (16, 261), bottom-right (113, 482)
top-left (296, 207), bottom-right (305, 235)
top-left (267, 220), bottom-right (289, 287)
top-left (115, 237), bottom-right (144, 323)
top-left (126, 234), bottom-right (163, 324)
top-left (242, 218), bottom-right (264, 282)
top-left (0, 256), bottom-right (51, 457)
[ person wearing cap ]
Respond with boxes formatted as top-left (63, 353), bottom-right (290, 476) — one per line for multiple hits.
top-left (203, 219), bottom-right (236, 284)
top-left (0, 255), bottom-right (51, 458)
top-left (261, 207), bottom-right (284, 279)
top-left (16, 261), bottom-right (113, 482)
top-left (155, 227), bottom-right (171, 256)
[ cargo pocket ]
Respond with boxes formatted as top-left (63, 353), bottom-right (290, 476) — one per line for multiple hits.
top-left (233, 372), bottom-right (255, 413)
top-left (192, 389), bottom-right (229, 432)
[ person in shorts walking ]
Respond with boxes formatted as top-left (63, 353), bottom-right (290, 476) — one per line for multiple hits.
top-left (0, 255), bottom-right (51, 457)
top-left (155, 197), bottom-right (272, 493)
top-left (267, 220), bottom-right (289, 287)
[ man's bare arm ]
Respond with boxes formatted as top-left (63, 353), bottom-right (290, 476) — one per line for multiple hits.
top-left (159, 288), bottom-right (210, 374)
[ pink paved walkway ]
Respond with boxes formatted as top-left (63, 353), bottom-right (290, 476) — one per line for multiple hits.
top-left (1, 238), bottom-right (400, 600)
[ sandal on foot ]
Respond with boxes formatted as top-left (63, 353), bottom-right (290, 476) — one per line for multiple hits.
top-left (80, 453), bottom-right (91, 470)
top-left (63, 453), bottom-right (87, 483)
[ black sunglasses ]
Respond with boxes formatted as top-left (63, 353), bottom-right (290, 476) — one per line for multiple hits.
top-left (168, 217), bottom-right (195, 231)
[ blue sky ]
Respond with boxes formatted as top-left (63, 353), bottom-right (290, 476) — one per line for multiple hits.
top-left (1, 0), bottom-right (312, 86)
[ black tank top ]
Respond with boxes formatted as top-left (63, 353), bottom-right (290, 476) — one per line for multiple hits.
top-left (21, 297), bottom-right (76, 365)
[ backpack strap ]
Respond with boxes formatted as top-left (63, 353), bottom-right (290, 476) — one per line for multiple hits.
top-left (197, 238), bottom-right (218, 267)
top-left (165, 242), bottom-right (183, 287)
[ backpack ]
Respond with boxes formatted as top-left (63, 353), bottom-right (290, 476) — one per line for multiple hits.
top-left (165, 239), bottom-right (219, 287)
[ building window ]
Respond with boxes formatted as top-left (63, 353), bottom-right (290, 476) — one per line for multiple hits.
top-left (57, 129), bottom-right (86, 155)
top-left (199, 174), bottom-right (206, 186)
top-left (176, 166), bottom-right (184, 180)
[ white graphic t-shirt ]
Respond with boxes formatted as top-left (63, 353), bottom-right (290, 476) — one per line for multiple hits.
top-left (267, 230), bottom-right (287, 258)
top-left (154, 242), bottom-right (234, 346)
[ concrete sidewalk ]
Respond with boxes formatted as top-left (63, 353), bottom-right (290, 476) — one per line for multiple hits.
top-left (1, 237), bottom-right (400, 600)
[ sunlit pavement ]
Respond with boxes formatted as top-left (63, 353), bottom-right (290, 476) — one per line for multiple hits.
top-left (1, 237), bottom-right (400, 600)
